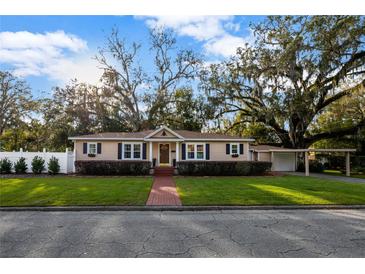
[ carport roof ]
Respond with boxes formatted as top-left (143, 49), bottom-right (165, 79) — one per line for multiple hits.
top-left (251, 145), bottom-right (356, 153)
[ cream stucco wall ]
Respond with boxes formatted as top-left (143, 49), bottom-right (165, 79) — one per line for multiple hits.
top-left (257, 151), bottom-right (272, 162)
top-left (205, 142), bottom-right (249, 161)
top-left (75, 140), bottom-right (251, 163)
top-left (75, 140), bottom-right (151, 161)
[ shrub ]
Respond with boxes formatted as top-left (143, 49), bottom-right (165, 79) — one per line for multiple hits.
top-left (31, 156), bottom-right (45, 174)
top-left (48, 156), bottom-right (60, 175)
top-left (75, 160), bottom-right (151, 175)
top-left (297, 160), bottom-right (324, 173)
top-left (0, 158), bottom-right (12, 174)
top-left (177, 161), bottom-right (272, 176)
top-left (14, 157), bottom-right (28, 174)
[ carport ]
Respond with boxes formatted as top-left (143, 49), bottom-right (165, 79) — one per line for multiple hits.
top-left (294, 149), bottom-right (356, 177)
top-left (251, 145), bottom-right (356, 176)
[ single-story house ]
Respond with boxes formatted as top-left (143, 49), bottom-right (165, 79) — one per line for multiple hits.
top-left (69, 126), bottom-right (255, 168)
top-left (69, 126), bottom-right (356, 176)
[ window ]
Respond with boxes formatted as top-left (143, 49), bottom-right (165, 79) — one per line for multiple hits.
top-left (133, 144), bottom-right (141, 159)
top-left (197, 144), bottom-right (204, 159)
top-left (186, 143), bottom-right (205, 160)
top-left (88, 143), bottom-right (97, 155)
top-left (123, 143), bottom-right (142, 160)
top-left (231, 143), bottom-right (238, 154)
top-left (229, 143), bottom-right (243, 155)
top-left (124, 144), bottom-right (132, 159)
top-left (187, 144), bottom-right (195, 159)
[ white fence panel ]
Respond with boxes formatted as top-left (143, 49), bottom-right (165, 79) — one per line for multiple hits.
top-left (0, 149), bottom-right (75, 174)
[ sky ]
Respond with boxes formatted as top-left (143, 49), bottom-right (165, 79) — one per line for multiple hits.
top-left (0, 16), bottom-right (263, 97)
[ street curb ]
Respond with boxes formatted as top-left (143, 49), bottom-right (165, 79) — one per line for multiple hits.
top-left (1, 205), bottom-right (365, 211)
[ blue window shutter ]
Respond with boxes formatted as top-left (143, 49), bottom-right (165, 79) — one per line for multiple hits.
top-left (118, 143), bottom-right (122, 159)
top-left (239, 144), bottom-right (244, 155)
top-left (182, 143), bottom-right (186, 160)
top-left (142, 143), bottom-right (147, 159)
top-left (97, 143), bottom-right (102, 154)
top-left (226, 144), bottom-right (230, 154)
top-left (206, 143), bottom-right (210, 160)
top-left (83, 143), bottom-right (87, 154)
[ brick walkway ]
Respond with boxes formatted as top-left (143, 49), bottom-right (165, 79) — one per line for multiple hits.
top-left (146, 176), bottom-right (182, 206)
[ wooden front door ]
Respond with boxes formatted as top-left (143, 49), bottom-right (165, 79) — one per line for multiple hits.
top-left (159, 143), bottom-right (170, 165)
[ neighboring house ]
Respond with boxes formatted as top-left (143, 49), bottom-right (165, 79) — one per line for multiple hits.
top-left (69, 126), bottom-right (255, 169)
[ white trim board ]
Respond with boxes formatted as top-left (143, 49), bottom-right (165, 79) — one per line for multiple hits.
top-left (144, 125), bottom-right (184, 139)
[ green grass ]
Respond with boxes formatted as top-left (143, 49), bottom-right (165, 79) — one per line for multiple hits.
top-left (0, 176), bottom-right (153, 206)
top-left (175, 175), bottom-right (365, 206)
top-left (323, 170), bottom-right (365, 179)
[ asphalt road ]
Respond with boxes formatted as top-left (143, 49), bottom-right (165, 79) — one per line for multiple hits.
top-left (1, 210), bottom-right (364, 257)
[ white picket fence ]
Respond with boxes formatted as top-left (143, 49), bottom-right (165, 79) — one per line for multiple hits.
top-left (0, 148), bottom-right (75, 174)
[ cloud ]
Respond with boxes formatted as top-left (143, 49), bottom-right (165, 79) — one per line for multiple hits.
top-left (0, 30), bottom-right (102, 84)
top-left (144, 16), bottom-right (230, 41)
top-left (204, 34), bottom-right (247, 57)
top-left (139, 16), bottom-right (252, 58)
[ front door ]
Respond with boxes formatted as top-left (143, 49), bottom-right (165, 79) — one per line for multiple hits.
top-left (159, 143), bottom-right (170, 165)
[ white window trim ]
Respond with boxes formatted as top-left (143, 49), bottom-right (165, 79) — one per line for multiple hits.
top-left (122, 142), bottom-right (143, 160)
top-left (186, 143), bottom-right (206, 160)
top-left (87, 142), bottom-right (97, 155)
top-left (230, 143), bottom-right (240, 155)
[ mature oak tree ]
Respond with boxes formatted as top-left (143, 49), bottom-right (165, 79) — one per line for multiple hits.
top-left (159, 87), bottom-right (214, 131)
top-left (311, 88), bottom-right (365, 153)
top-left (96, 28), bottom-right (201, 131)
top-left (202, 16), bottom-right (365, 148)
top-left (0, 71), bottom-right (36, 135)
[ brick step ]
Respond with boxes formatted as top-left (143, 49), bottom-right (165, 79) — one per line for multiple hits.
top-left (154, 173), bottom-right (173, 176)
top-left (154, 167), bottom-right (175, 176)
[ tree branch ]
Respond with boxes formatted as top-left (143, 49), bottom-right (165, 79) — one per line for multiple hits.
top-left (305, 118), bottom-right (365, 146)
top-left (316, 79), bottom-right (365, 112)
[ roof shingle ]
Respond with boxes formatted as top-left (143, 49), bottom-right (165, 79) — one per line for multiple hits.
top-left (69, 128), bottom-right (251, 140)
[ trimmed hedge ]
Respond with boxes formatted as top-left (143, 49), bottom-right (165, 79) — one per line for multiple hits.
top-left (177, 161), bottom-right (272, 176)
top-left (75, 160), bottom-right (151, 175)
top-left (14, 157), bottom-right (28, 174)
top-left (0, 158), bottom-right (12, 174)
top-left (48, 156), bottom-right (60, 175)
top-left (31, 156), bottom-right (45, 174)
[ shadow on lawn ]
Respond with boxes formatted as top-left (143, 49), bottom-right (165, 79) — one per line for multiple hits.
top-left (177, 176), bottom-right (365, 206)
top-left (0, 177), bottom-right (152, 206)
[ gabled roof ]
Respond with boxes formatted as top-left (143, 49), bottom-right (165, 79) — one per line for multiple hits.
top-left (173, 130), bottom-right (247, 140)
top-left (69, 126), bottom-right (255, 141)
top-left (69, 130), bottom-right (153, 140)
top-left (144, 125), bottom-right (184, 139)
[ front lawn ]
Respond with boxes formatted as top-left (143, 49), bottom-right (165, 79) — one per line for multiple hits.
top-left (0, 176), bottom-right (153, 206)
top-left (175, 175), bottom-right (365, 205)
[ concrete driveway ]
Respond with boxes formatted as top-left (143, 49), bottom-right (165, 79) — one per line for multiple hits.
top-left (287, 172), bottom-right (365, 184)
top-left (1, 210), bottom-right (364, 257)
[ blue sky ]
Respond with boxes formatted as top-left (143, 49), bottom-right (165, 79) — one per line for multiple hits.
top-left (0, 16), bottom-right (263, 97)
